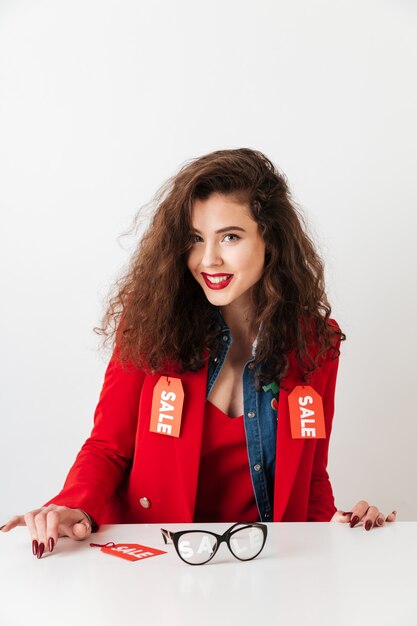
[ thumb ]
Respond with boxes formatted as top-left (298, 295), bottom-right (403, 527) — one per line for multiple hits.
top-left (331, 510), bottom-right (353, 523)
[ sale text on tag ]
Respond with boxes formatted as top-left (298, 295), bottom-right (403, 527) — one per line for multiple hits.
top-left (288, 385), bottom-right (326, 439)
top-left (150, 376), bottom-right (184, 437)
top-left (98, 543), bottom-right (167, 562)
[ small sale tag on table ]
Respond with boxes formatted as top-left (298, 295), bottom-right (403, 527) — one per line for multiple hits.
top-left (90, 542), bottom-right (167, 562)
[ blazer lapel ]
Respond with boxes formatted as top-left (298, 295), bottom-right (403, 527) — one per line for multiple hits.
top-left (171, 363), bottom-right (208, 520)
top-left (273, 365), bottom-right (305, 521)
top-left (137, 363), bottom-right (208, 523)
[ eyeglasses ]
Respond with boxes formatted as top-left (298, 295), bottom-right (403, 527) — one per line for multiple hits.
top-left (160, 522), bottom-right (268, 565)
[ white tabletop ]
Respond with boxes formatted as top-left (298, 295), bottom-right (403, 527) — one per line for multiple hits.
top-left (1, 522), bottom-right (416, 626)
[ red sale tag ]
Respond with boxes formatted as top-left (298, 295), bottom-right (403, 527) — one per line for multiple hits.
top-left (150, 376), bottom-right (184, 438)
top-left (288, 385), bottom-right (326, 439)
top-left (99, 543), bottom-right (167, 562)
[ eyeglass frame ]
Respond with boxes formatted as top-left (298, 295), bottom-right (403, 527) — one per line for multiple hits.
top-left (160, 522), bottom-right (268, 565)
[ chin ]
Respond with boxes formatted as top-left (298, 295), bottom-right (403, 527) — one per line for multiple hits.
top-left (202, 289), bottom-right (234, 307)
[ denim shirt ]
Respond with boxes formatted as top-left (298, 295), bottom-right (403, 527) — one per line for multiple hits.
top-left (206, 312), bottom-right (278, 522)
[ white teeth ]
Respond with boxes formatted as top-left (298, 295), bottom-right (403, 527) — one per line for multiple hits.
top-left (206, 275), bottom-right (231, 284)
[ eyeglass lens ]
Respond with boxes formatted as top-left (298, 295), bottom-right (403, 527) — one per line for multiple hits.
top-left (228, 526), bottom-right (265, 560)
top-left (177, 531), bottom-right (218, 564)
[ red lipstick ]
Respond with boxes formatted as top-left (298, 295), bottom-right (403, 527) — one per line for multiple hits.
top-left (201, 272), bottom-right (234, 290)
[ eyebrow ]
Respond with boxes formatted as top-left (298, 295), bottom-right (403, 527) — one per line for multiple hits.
top-left (191, 226), bottom-right (247, 234)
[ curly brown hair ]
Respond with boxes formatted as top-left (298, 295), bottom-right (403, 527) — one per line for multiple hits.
top-left (95, 147), bottom-right (345, 386)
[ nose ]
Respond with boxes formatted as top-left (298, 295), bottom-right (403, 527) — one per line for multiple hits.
top-left (201, 242), bottom-right (223, 268)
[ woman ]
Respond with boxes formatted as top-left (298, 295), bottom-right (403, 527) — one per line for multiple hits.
top-left (1, 148), bottom-right (396, 558)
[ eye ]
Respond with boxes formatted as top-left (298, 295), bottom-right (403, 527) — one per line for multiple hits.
top-left (190, 234), bottom-right (203, 244)
top-left (222, 234), bottom-right (240, 243)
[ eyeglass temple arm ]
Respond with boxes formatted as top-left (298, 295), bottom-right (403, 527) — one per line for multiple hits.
top-left (225, 522), bottom-right (249, 535)
top-left (160, 528), bottom-right (173, 544)
top-left (224, 521), bottom-right (266, 537)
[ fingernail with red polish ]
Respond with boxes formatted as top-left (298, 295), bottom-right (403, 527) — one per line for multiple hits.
top-left (376, 517), bottom-right (384, 526)
top-left (32, 539), bottom-right (38, 556)
top-left (392, 510), bottom-right (397, 516)
top-left (48, 537), bottom-right (55, 553)
top-left (350, 515), bottom-right (359, 528)
top-left (342, 512), bottom-right (353, 516)
top-left (37, 543), bottom-right (45, 559)
top-left (0, 525), bottom-right (6, 531)
top-left (365, 520), bottom-right (373, 531)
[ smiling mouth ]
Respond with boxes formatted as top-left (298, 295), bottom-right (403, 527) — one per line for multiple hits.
top-left (201, 273), bottom-right (234, 290)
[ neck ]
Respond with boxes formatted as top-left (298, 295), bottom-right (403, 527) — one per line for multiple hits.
top-left (220, 300), bottom-right (258, 346)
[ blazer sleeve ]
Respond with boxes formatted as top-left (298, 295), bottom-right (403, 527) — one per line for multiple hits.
top-left (307, 347), bottom-right (340, 522)
top-left (43, 349), bottom-right (145, 527)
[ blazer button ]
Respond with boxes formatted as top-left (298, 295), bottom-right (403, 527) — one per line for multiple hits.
top-left (139, 497), bottom-right (151, 509)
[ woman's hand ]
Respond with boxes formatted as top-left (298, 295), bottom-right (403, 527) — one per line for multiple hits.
top-left (331, 500), bottom-right (397, 530)
top-left (0, 505), bottom-right (93, 558)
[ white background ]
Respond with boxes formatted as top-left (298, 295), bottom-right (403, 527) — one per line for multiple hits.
top-left (0, 0), bottom-right (416, 522)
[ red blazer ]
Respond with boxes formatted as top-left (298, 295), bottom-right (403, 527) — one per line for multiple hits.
top-left (45, 330), bottom-right (340, 526)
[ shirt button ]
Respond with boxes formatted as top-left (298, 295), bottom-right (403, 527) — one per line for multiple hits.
top-left (248, 411), bottom-right (255, 418)
top-left (222, 335), bottom-right (228, 342)
top-left (248, 362), bottom-right (255, 369)
top-left (253, 464), bottom-right (262, 472)
top-left (265, 512), bottom-right (271, 520)
top-left (139, 497), bottom-right (151, 509)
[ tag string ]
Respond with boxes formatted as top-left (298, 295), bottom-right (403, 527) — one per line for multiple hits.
top-left (89, 541), bottom-right (116, 548)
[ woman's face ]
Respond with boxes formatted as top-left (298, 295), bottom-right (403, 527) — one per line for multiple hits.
top-left (187, 193), bottom-right (266, 310)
